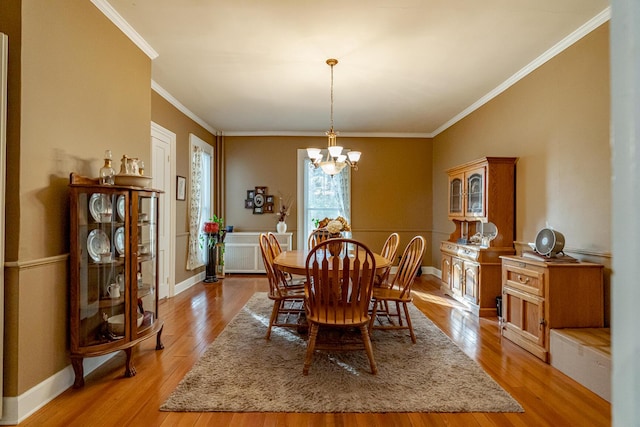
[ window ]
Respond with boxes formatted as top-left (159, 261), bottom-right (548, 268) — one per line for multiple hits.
top-left (297, 149), bottom-right (351, 250)
top-left (186, 134), bottom-right (214, 269)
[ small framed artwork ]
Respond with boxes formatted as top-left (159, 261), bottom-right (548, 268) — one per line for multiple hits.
top-left (255, 186), bottom-right (267, 195)
top-left (177, 176), bottom-right (186, 201)
top-left (264, 204), bottom-right (274, 213)
top-left (253, 206), bottom-right (263, 214)
top-left (266, 195), bottom-right (274, 204)
top-left (245, 199), bottom-right (254, 209)
top-left (247, 190), bottom-right (255, 200)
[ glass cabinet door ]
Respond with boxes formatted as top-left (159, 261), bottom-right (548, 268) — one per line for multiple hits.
top-left (449, 176), bottom-right (463, 215)
top-left (131, 192), bottom-right (158, 338)
top-left (466, 171), bottom-right (484, 216)
top-left (73, 190), bottom-right (129, 348)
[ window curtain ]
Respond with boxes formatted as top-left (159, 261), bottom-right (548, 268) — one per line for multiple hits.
top-left (333, 169), bottom-right (350, 221)
top-left (333, 168), bottom-right (351, 237)
top-left (186, 146), bottom-right (204, 270)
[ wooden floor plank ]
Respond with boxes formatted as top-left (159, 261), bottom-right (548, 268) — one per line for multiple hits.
top-left (19, 275), bottom-right (611, 426)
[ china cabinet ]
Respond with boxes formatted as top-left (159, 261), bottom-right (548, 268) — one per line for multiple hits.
top-left (500, 255), bottom-right (604, 362)
top-left (68, 173), bottom-right (163, 388)
top-left (440, 157), bottom-right (517, 316)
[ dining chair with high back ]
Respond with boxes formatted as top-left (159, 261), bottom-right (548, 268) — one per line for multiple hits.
top-left (307, 228), bottom-right (331, 250)
top-left (375, 232), bottom-right (400, 287)
top-left (303, 238), bottom-right (378, 375)
top-left (369, 235), bottom-right (426, 343)
top-left (259, 234), bottom-right (305, 339)
top-left (267, 232), bottom-right (303, 286)
top-left (267, 232), bottom-right (283, 256)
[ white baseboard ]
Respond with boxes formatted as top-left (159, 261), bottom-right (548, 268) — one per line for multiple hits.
top-left (0, 353), bottom-right (117, 425)
top-left (174, 271), bottom-right (205, 296)
top-left (423, 266), bottom-right (441, 279)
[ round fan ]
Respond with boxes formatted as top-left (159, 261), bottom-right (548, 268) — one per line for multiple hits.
top-left (534, 228), bottom-right (565, 257)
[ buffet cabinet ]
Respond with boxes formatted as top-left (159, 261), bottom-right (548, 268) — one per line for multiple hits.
top-left (500, 255), bottom-right (604, 362)
top-left (69, 173), bottom-right (164, 387)
top-left (440, 157), bottom-right (518, 316)
top-left (224, 232), bottom-right (292, 273)
top-left (440, 241), bottom-right (515, 317)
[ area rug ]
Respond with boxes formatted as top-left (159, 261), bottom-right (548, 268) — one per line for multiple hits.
top-left (161, 293), bottom-right (523, 413)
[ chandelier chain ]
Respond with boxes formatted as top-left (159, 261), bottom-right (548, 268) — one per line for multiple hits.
top-left (330, 60), bottom-right (334, 132)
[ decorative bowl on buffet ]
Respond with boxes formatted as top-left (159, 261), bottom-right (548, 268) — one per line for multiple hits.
top-left (107, 312), bottom-right (144, 335)
top-left (114, 174), bottom-right (152, 188)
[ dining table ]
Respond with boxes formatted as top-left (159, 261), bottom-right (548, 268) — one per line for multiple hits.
top-left (273, 249), bottom-right (391, 276)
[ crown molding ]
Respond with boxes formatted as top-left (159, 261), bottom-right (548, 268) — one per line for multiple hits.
top-left (432, 7), bottom-right (611, 137)
top-left (151, 81), bottom-right (219, 135)
top-left (90, 0), bottom-right (159, 59)
top-left (222, 130), bottom-right (433, 138)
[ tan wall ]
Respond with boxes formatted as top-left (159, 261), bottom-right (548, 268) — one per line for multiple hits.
top-left (0, 0), bottom-right (611, 399)
top-left (224, 136), bottom-right (433, 261)
top-left (432, 23), bottom-right (611, 321)
top-left (2, 0), bottom-right (153, 395)
top-left (150, 91), bottom-right (215, 284)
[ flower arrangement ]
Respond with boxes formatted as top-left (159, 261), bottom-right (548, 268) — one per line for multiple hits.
top-left (316, 216), bottom-right (351, 234)
top-left (201, 214), bottom-right (226, 248)
top-left (277, 194), bottom-right (294, 223)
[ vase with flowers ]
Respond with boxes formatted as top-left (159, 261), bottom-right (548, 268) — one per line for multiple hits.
top-left (200, 215), bottom-right (226, 282)
top-left (276, 194), bottom-right (293, 233)
top-left (317, 216), bottom-right (351, 237)
top-left (316, 216), bottom-right (351, 256)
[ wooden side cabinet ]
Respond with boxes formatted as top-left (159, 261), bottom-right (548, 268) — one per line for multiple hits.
top-left (500, 255), bottom-right (604, 362)
top-left (69, 173), bottom-right (164, 387)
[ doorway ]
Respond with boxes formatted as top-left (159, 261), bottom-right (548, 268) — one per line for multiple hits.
top-left (151, 122), bottom-right (176, 298)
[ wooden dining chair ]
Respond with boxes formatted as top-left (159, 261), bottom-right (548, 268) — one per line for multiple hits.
top-left (307, 228), bottom-right (331, 250)
top-left (267, 232), bottom-right (283, 256)
top-left (267, 232), bottom-right (303, 286)
top-left (258, 234), bottom-right (305, 339)
top-left (303, 238), bottom-right (377, 375)
top-left (369, 235), bottom-right (425, 343)
top-left (375, 233), bottom-right (400, 287)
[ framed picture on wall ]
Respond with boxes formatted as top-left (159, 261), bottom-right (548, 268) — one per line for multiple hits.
top-left (255, 186), bottom-right (267, 195)
top-left (245, 199), bottom-right (254, 209)
top-left (247, 190), bottom-right (255, 200)
top-left (177, 176), bottom-right (186, 201)
top-left (253, 206), bottom-right (263, 214)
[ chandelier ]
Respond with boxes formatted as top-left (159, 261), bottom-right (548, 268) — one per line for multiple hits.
top-left (306, 58), bottom-right (361, 176)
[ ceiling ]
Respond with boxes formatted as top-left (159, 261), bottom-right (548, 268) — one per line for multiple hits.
top-left (101, 0), bottom-right (609, 137)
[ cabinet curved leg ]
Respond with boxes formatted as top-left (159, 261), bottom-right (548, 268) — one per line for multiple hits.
top-left (71, 357), bottom-right (84, 388)
top-left (156, 325), bottom-right (164, 350)
top-left (124, 348), bottom-right (137, 378)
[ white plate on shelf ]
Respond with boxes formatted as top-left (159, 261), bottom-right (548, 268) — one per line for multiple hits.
top-left (87, 229), bottom-right (110, 262)
top-left (117, 195), bottom-right (125, 221)
top-left (89, 194), bottom-right (112, 222)
top-left (114, 227), bottom-right (125, 255)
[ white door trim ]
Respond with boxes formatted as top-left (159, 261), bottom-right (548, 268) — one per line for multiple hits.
top-left (0, 32), bottom-right (9, 415)
top-left (151, 122), bottom-right (177, 297)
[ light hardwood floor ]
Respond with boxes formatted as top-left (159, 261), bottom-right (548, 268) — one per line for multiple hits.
top-left (21, 275), bottom-right (611, 426)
